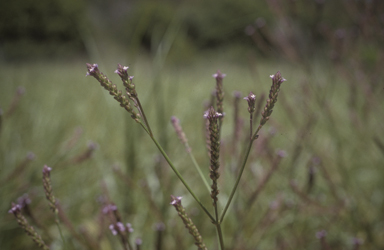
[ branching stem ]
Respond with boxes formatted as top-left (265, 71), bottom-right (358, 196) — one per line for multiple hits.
top-left (150, 136), bottom-right (215, 222)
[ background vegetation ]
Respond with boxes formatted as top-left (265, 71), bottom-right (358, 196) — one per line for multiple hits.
top-left (1, 0), bottom-right (383, 249)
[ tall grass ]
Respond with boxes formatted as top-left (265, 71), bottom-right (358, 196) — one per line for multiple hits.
top-left (1, 52), bottom-right (383, 249)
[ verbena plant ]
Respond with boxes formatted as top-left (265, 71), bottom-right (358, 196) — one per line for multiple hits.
top-left (9, 63), bottom-right (287, 250)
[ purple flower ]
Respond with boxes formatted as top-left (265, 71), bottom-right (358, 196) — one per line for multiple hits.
top-left (135, 238), bottom-right (142, 245)
top-left (126, 223), bottom-right (134, 233)
top-left (26, 152), bottom-right (35, 160)
top-left (116, 222), bottom-right (125, 232)
top-left (277, 150), bottom-right (287, 158)
top-left (212, 70), bottom-right (226, 79)
top-left (316, 230), bottom-right (327, 239)
top-left (270, 73), bottom-right (287, 84)
top-left (102, 204), bottom-right (117, 214)
top-left (109, 224), bottom-right (118, 235)
top-left (244, 25), bottom-right (255, 36)
top-left (170, 196), bottom-right (182, 205)
top-left (17, 194), bottom-right (31, 207)
top-left (352, 237), bottom-right (363, 245)
top-left (42, 165), bottom-right (52, 174)
top-left (244, 92), bottom-right (256, 113)
top-left (8, 203), bottom-right (21, 214)
top-left (86, 63), bottom-right (99, 76)
top-left (203, 108), bottom-right (223, 119)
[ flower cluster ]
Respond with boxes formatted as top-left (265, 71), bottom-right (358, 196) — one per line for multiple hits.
top-left (213, 70), bottom-right (226, 124)
top-left (9, 203), bottom-right (49, 250)
top-left (171, 116), bottom-right (191, 153)
top-left (170, 196), bottom-right (207, 250)
top-left (86, 63), bottom-right (141, 122)
top-left (109, 222), bottom-right (134, 236)
top-left (259, 72), bottom-right (286, 127)
top-left (204, 107), bottom-right (223, 205)
top-left (42, 165), bottom-right (57, 214)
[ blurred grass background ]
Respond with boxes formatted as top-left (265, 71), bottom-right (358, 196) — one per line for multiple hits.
top-left (1, 0), bottom-right (384, 249)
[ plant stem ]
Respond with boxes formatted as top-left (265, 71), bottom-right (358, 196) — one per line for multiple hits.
top-left (127, 237), bottom-right (133, 250)
top-left (54, 213), bottom-right (66, 249)
top-left (214, 204), bottom-right (225, 250)
top-left (150, 136), bottom-right (215, 222)
top-left (188, 152), bottom-right (211, 193)
top-left (219, 139), bottom-right (254, 223)
top-left (249, 112), bottom-right (253, 141)
top-left (137, 121), bottom-right (150, 135)
top-left (135, 98), bottom-right (153, 136)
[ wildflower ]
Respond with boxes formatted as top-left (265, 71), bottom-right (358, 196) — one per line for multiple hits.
top-left (170, 196), bottom-right (207, 250)
top-left (244, 92), bottom-right (256, 114)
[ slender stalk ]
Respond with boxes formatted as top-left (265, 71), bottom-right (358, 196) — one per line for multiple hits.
top-left (171, 116), bottom-right (211, 193)
top-left (127, 237), bottom-right (133, 250)
top-left (135, 98), bottom-right (153, 136)
top-left (137, 120), bottom-right (150, 135)
top-left (249, 112), bottom-right (253, 140)
top-left (54, 214), bottom-right (66, 249)
top-left (42, 165), bottom-right (66, 249)
top-left (188, 152), bottom-right (211, 193)
top-left (214, 205), bottom-right (225, 250)
top-left (150, 136), bottom-right (215, 222)
top-left (220, 72), bottom-right (286, 222)
top-left (220, 138), bottom-right (254, 223)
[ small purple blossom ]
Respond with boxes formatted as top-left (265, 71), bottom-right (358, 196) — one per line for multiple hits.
top-left (26, 152), bottom-right (35, 160)
top-left (42, 165), bottom-right (52, 174)
top-left (170, 196), bottom-right (182, 205)
top-left (255, 17), bottom-right (266, 28)
top-left (277, 150), bottom-right (287, 158)
top-left (102, 204), bottom-right (117, 214)
top-left (312, 157), bottom-right (321, 165)
top-left (87, 141), bottom-right (97, 150)
top-left (212, 70), bottom-right (226, 79)
top-left (109, 224), bottom-right (118, 235)
top-left (8, 203), bottom-right (22, 214)
top-left (135, 238), bottom-right (142, 245)
top-left (316, 230), bottom-right (327, 239)
top-left (233, 91), bottom-right (242, 99)
top-left (245, 25), bottom-right (255, 36)
top-left (352, 237), bottom-right (363, 246)
top-left (244, 92), bottom-right (256, 113)
top-left (17, 194), bottom-right (31, 207)
top-left (86, 64), bottom-right (98, 76)
top-left (114, 64), bottom-right (131, 79)
top-left (154, 222), bottom-right (165, 231)
top-left (17, 87), bottom-right (26, 95)
top-left (126, 223), bottom-right (134, 233)
top-left (243, 93), bottom-right (256, 101)
top-left (203, 108), bottom-right (223, 119)
top-left (116, 222), bottom-right (125, 232)
top-left (269, 200), bottom-right (280, 210)
top-left (171, 116), bottom-right (179, 124)
top-left (270, 74), bottom-right (287, 83)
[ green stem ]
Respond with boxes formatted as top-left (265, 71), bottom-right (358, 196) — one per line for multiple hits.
top-left (188, 151), bottom-right (211, 193)
top-left (150, 136), bottom-right (215, 222)
top-left (219, 139), bottom-right (254, 223)
top-left (137, 121), bottom-right (150, 135)
top-left (249, 113), bottom-right (253, 141)
top-left (135, 98), bottom-right (153, 136)
top-left (220, 124), bottom-right (263, 223)
top-left (54, 213), bottom-right (66, 249)
top-left (127, 236), bottom-right (133, 250)
top-left (214, 204), bottom-right (225, 250)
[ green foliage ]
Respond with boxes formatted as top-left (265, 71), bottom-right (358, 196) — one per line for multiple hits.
top-left (1, 51), bottom-right (384, 249)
